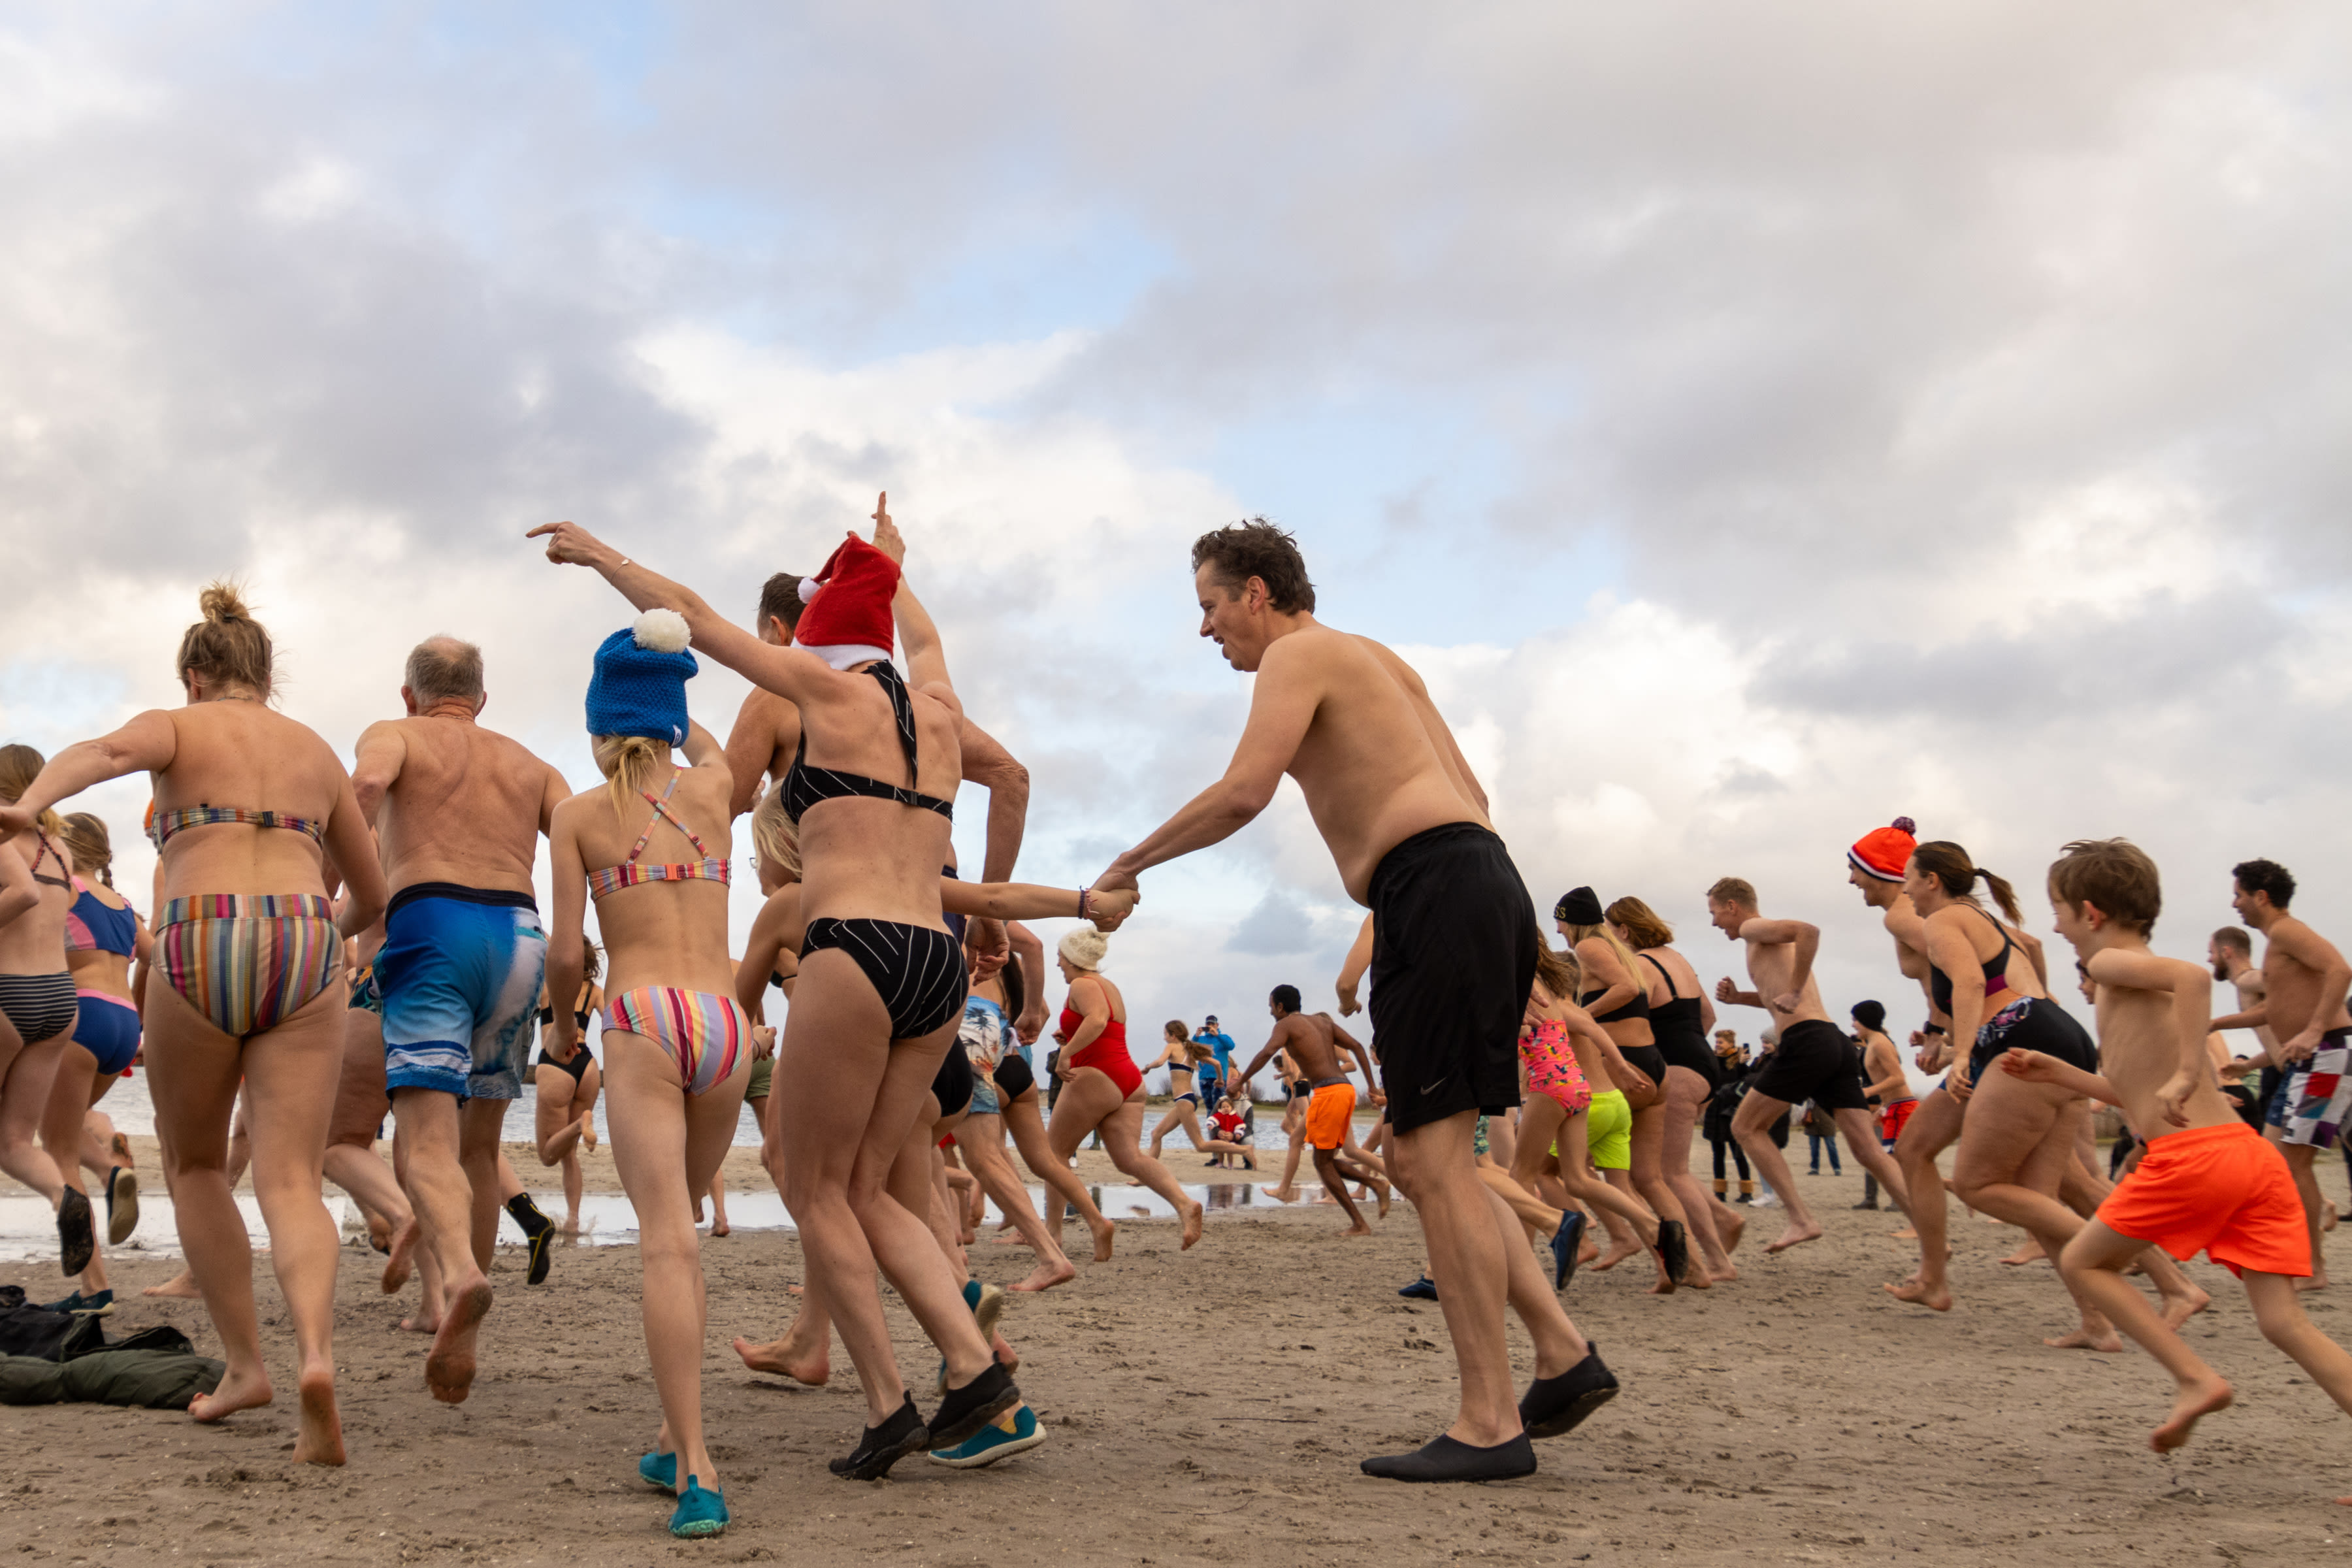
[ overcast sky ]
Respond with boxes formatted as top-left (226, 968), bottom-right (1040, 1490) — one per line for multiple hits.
top-left (5, 3), bottom-right (2347, 1079)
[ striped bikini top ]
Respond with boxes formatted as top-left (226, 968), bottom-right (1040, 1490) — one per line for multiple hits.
top-left (587, 769), bottom-right (730, 902)
top-left (65, 878), bottom-right (139, 956)
top-left (781, 661), bottom-right (953, 823)
top-left (148, 805), bottom-right (326, 848)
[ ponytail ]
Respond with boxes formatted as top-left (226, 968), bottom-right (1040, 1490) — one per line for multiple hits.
top-left (59, 812), bottom-right (114, 887)
top-left (0, 745), bottom-right (63, 838)
top-left (1913, 840), bottom-right (2021, 924)
top-left (590, 734), bottom-right (670, 823)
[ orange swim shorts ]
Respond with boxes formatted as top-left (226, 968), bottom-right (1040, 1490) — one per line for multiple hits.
top-left (1879, 1097), bottom-right (1919, 1145)
top-left (2097, 1119), bottom-right (2311, 1279)
top-left (1305, 1081), bottom-right (1357, 1152)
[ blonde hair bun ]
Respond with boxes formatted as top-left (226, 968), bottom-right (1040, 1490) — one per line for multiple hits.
top-left (1058, 927), bottom-right (1109, 971)
top-left (199, 581), bottom-right (252, 622)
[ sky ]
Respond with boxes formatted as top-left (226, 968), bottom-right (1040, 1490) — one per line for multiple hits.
top-left (5, 2), bottom-right (2349, 1085)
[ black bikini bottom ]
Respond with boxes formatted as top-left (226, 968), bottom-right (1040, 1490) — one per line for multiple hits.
top-left (804, 918), bottom-right (970, 1041)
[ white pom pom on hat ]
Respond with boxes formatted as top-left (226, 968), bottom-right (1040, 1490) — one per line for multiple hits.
top-left (798, 576), bottom-right (822, 604)
top-left (632, 608), bottom-right (692, 653)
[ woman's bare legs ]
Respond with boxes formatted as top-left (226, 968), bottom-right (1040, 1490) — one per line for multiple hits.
top-left (955, 1111), bottom-right (1075, 1290)
top-left (1001, 1086), bottom-right (1115, 1261)
top-left (1147, 1098), bottom-right (1209, 1160)
top-left (0, 1009), bottom-right (70, 1210)
top-left (1662, 1066), bottom-right (1738, 1280)
top-left (1952, 1075), bottom-right (2117, 1349)
top-left (766, 952), bottom-right (996, 1429)
top-left (39, 1040), bottom-right (108, 1295)
top-left (1061, 1082), bottom-right (1201, 1249)
top-left (147, 979), bottom-right (347, 1464)
top-left (1629, 1100), bottom-right (1701, 1289)
top-left (606, 1032), bottom-right (743, 1499)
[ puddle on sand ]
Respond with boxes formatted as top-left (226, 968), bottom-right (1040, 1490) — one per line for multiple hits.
top-left (0, 1183), bottom-right (1263, 1260)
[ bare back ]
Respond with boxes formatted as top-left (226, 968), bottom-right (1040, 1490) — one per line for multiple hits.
top-left (150, 702), bottom-right (359, 904)
top-left (792, 663), bottom-right (961, 930)
top-left (1276, 1011), bottom-right (1348, 1082)
top-left (1264, 628), bottom-right (1489, 902)
top-left (365, 716), bottom-right (560, 896)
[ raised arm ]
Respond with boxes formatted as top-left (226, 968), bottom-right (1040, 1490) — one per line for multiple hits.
top-left (725, 693), bottom-right (790, 819)
top-left (530, 520), bottom-right (834, 706)
top-left (0, 711), bottom-right (178, 833)
top-left (1096, 634), bottom-right (1320, 892)
top-left (955, 717), bottom-right (1029, 883)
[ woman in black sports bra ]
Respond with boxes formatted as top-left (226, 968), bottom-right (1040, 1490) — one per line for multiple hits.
top-left (1897, 840), bottom-right (2199, 1340)
top-left (540, 502), bottom-right (1069, 1477)
top-left (531, 939), bottom-right (606, 1233)
top-left (1611, 894), bottom-right (1746, 1285)
top-left (1556, 886), bottom-right (1699, 1288)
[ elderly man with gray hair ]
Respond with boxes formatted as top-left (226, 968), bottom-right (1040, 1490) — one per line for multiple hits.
top-left (350, 636), bottom-right (572, 1404)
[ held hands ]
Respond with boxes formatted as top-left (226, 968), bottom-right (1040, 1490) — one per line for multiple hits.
top-left (966, 917), bottom-right (1009, 979)
top-left (1086, 886), bottom-right (1139, 930)
top-left (1369, 1089), bottom-right (1387, 1107)
top-left (1092, 863), bottom-right (1141, 898)
top-left (870, 492), bottom-right (906, 564)
top-left (527, 519), bottom-right (614, 569)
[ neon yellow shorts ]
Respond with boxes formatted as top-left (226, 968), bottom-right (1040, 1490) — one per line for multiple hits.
top-left (1585, 1089), bottom-right (1632, 1171)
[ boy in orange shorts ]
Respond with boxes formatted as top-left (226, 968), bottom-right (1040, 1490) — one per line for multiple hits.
top-left (1236, 986), bottom-right (1389, 1235)
top-left (2001, 838), bottom-right (2352, 1490)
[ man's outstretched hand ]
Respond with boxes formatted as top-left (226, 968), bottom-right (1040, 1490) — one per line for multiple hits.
top-left (528, 520), bottom-right (613, 569)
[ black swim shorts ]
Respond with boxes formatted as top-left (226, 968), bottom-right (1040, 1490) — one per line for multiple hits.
top-left (1748, 1019), bottom-right (1870, 1113)
top-left (1367, 822), bottom-right (1536, 1135)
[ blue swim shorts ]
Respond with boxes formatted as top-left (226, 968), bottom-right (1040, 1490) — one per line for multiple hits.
top-left (380, 883), bottom-right (547, 1102)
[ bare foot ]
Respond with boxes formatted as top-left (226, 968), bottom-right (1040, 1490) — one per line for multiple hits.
top-left (189, 1365), bottom-right (272, 1424)
top-left (1884, 1279), bottom-right (1953, 1311)
top-left (1714, 1209), bottom-right (1745, 1253)
top-left (1592, 1241), bottom-right (1640, 1272)
top-left (711, 1217), bottom-right (730, 1238)
top-left (990, 1331), bottom-right (1021, 1375)
top-left (990, 1231), bottom-right (1034, 1246)
top-left (1891, 1227), bottom-right (1918, 1240)
top-left (1372, 1179), bottom-right (1393, 1218)
top-left (1765, 1222), bottom-right (1824, 1254)
top-left (1180, 1198), bottom-right (1204, 1250)
top-left (142, 1270), bottom-right (201, 1299)
top-left (1707, 1260), bottom-right (1738, 1282)
top-left (732, 1333), bottom-right (827, 1386)
top-left (1088, 1217), bottom-right (1117, 1262)
top-left (2328, 1201), bottom-right (2340, 1235)
top-left (1261, 1185), bottom-right (1299, 1204)
top-left (2297, 1275), bottom-right (2331, 1294)
top-left (110, 1132), bottom-right (133, 1165)
top-left (381, 1218), bottom-right (418, 1294)
top-left (293, 1364), bottom-right (346, 1466)
top-left (1576, 1240), bottom-right (1600, 1266)
top-left (1010, 1256), bottom-right (1077, 1292)
top-left (399, 1310), bottom-right (440, 1335)
top-left (365, 1215), bottom-right (393, 1254)
top-left (2000, 1238), bottom-right (2047, 1266)
top-left (2150, 1375), bottom-right (2233, 1450)
top-left (579, 1111), bottom-right (597, 1152)
top-left (425, 1275), bottom-right (493, 1403)
top-left (2160, 1282), bottom-right (2213, 1329)
top-left (2044, 1326), bottom-right (2125, 1352)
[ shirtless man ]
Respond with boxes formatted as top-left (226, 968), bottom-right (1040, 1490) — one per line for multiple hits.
top-left (351, 638), bottom-right (570, 1401)
top-left (1710, 877), bottom-right (1911, 1252)
top-left (723, 569), bottom-right (1032, 989)
top-left (1096, 519), bottom-right (1612, 1482)
top-left (1846, 817), bottom-right (1955, 1253)
top-left (1233, 987), bottom-right (1389, 1233)
top-left (2209, 859), bottom-right (2352, 1292)
top-left (2211, 926), bottom-right (2282, 1101)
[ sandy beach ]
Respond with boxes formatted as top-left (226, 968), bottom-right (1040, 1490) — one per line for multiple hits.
top-left (6, 1143), bottom-right (2352, 1566)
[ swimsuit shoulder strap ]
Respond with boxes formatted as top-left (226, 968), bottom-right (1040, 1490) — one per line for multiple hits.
top-left (622, 769), bottom-right (689, 866)
top-left (639, 768), bottom-right (712, 860)
top-left (29, 832), bottom-right (71, 889)
top-left (866, 662), bottom-right (921, 787)
top-left (1641, 950), bottom-right (1680, 998)
top-left (1970, 904), bottom-right (2016, 971)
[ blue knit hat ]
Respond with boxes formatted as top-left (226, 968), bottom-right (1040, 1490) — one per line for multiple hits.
top-left (585, 610), bottom-right (697, 744)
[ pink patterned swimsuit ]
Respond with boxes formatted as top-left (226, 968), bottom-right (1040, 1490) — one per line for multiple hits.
top-left (1521, 1017), bottom-right (1593, 1114)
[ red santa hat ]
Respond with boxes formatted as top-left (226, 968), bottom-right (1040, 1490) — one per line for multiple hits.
top-left (1848, 817), bottom-right (1918, 883)
top-left (792, 533), bottom-right (901, 670)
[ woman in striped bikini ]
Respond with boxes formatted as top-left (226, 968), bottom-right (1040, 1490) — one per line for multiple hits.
top-left (0, 745), bottom-right (90, 1282)
top-left (0, 584), bottom-right (387, 1467)
top-left (544, 610), bottom-right (752, 1540)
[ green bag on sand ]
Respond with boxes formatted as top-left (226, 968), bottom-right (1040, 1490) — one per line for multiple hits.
top-left (0, 1323), bottom-right (225, 1410)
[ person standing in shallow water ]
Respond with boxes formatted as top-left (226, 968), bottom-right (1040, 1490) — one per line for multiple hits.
top-left (1094, 518), bottom-right (1615, 1482)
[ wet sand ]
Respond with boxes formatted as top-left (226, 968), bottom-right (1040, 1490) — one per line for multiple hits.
top-left (7, 1152), bottom-right (2352, 1566)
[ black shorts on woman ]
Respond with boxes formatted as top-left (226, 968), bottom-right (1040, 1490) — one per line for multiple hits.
top-left (1365, 822), bottom-right (1537, 1135)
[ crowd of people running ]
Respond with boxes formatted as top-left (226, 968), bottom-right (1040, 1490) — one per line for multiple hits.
top-left (5, 503), bottom-right (2352, 1532)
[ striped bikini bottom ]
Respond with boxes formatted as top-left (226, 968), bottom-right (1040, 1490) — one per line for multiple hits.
top-left (603, 987), bottom-right (751, 1096)
top-left (156, 894), bottom-right (342, 1038)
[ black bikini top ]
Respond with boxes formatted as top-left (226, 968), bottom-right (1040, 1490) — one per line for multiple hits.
top-left (1927, 904), bottom-right (2015, 1017)
top-left (29, 832), bottom-right (71, 890)
top-left (1580, 981), bottom-right (1652, 1026)
top-left (1641, 953), bottom-right (1705, 1034)
top-left (781, 662), bottom-right (953, 823)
